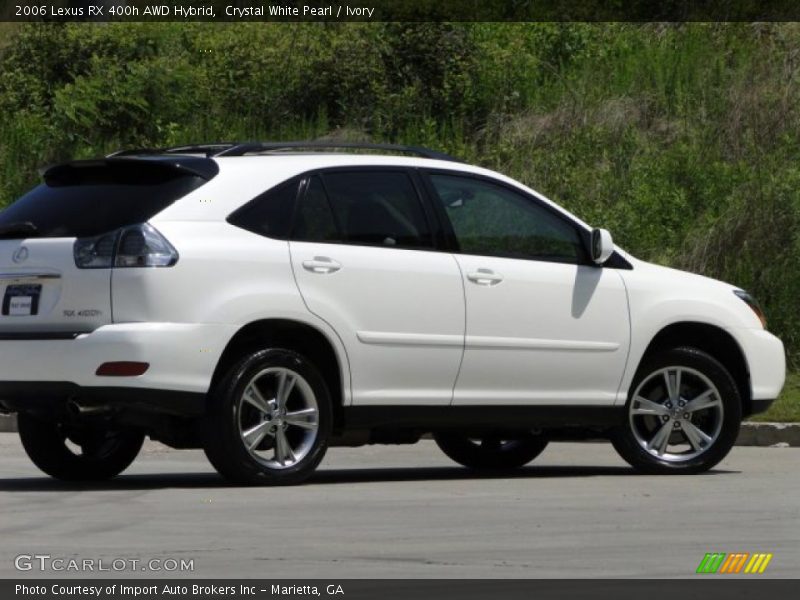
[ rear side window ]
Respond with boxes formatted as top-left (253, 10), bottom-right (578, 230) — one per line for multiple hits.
top-left (0, 161), bottom-right (208, 238)
top-left (292, 170), bottom-right (433, 250)
top-left (292, 176), bottom-right (339, 242)
top-left (227, 177), bottom-right (299, 240)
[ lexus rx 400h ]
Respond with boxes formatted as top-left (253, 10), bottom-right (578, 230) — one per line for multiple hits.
top-left (0, 142), bottom-right (786, 484)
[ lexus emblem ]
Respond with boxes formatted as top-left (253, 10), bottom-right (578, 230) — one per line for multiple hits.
top-left (12, 246), bottom-right (28, 263)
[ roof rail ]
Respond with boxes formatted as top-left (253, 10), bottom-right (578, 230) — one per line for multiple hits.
top-left (107, 141), bottom-right (462, 162)
top-left (164, 143), bottom-right (240, 156)
top-left (212, 141), bottom-right (463, 162)
top-left (106, 148), bottom-right (163, 157)
top-left (107, 143), bottom-right (238, 158)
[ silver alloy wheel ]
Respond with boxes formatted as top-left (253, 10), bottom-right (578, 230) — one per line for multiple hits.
top-left (629, 366), bottom-right (724, 462)
top-left (237, 367), bottom-right (319, 470)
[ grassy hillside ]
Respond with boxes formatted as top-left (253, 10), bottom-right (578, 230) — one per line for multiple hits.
top-left (752, 373), bottom-right (799, 422)
top-left (0, 23), bottom-right (798, 375)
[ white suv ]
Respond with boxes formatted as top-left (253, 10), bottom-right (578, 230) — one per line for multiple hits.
top-left (0, 142), bottom-right (786, 484)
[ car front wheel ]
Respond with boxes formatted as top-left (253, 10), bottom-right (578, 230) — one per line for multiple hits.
top-left (611, 347), bottom-right (742, 474)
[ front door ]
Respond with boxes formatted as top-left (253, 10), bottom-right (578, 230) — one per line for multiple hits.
top-left (426, 171), bottom-right (630, 406)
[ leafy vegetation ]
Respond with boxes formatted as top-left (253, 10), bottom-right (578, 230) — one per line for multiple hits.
top-left (752, 373), bottom-right (800, 423)
top-left (0, 23), bottom-right (798, 370)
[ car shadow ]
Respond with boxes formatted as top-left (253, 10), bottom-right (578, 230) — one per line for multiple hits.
top-left (0, 464), bottom-right (738, 491)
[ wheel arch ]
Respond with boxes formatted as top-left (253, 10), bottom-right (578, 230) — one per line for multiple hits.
top-left (635, 321), bottom-right (753, 416)
top-left (210, 319), bottom-right (348, 429)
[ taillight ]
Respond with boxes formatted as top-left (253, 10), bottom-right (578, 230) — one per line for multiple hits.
top-left (74, 223), bottom-right (178, 269)
top-left (73, 231), bottom-right (117, 268)
top-left (115, 223), bottom-right (178, 267)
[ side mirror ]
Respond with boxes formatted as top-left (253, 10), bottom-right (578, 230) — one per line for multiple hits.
top-left (591, 228), bottom-right (614, 265)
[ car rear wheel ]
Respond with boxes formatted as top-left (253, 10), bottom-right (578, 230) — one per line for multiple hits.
top-left (611, 347), bottom-right (742, 474)
top-left (434, 432), bottom-right (548, 470)
top-left (203, 348), bottom-right (332, 485)
top-left (17, 414), bottom-right (144, 481)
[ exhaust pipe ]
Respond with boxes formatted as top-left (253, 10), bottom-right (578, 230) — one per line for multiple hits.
top-left (67, 399), bottom-right (112, 416)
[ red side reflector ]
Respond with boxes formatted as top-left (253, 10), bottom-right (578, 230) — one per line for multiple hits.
top-left (95, 362), bottom-right (149, 377)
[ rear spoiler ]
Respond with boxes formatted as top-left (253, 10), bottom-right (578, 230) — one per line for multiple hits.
top-left (39, 156), bottom-right (220, 183)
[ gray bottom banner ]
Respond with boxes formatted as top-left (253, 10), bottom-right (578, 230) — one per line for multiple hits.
top-left (5, 580), bottom-right (799, 600)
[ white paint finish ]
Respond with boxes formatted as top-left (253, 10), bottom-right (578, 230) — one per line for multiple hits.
top-left (290, 242), bottom-right (465, 406)
top-left (111, 221), bottom-right (353, 401)
top-left (0, 153), bottom-right (787, 414)
top-left (591, 228), bottom-right (614, 264)
top-left (615, 257), bottom-right (786, 404)
top-left (356, 331), bottom-right (463, 347)
top-left (465, 335), bottom-right (620, 352)
top-left (453, 255), bottom-right (630, 406)
top-left (0, 322), bottom-right (235, 393)
top-left (0, 239), bottom-right (111, 332)
top-left (731, 328), bottom-right (786, 400)
top-left (112, 221), bottom-right (298, 325)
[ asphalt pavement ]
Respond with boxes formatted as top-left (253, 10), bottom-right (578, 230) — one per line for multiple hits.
top-left (0, 433), bottom-right (797, 578)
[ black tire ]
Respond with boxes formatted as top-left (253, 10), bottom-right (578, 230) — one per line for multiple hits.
top-left (611, 347), bottom-right (742, 474)
top-left (203, 348), bottom-right (332, 485)
top-left (17, 413), bottom-right (144, 481)
top-left (434, 432), bottom-right (548, 470)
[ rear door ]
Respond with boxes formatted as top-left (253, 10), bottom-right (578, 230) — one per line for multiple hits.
top-left (0, 159), bottom-right (208, 335)
top-left (289, 169), bottom-right (465, 406)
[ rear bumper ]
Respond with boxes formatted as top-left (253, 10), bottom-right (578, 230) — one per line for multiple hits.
top-left (0, 382), bottom-right (205, 417)
top-left (0, 322), bottom-right (235, 414)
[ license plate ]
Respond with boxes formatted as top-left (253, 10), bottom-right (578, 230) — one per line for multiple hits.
top-left (2, 284), bottom-right (41, 316)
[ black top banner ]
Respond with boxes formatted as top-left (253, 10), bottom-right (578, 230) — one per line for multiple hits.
top-left (5, 0), bottom-right (800, 22)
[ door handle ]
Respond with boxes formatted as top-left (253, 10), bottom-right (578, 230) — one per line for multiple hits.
top-left (302, 256), bottom-right (341, 274)
top-left (466, 268), bottom-right (503, 286)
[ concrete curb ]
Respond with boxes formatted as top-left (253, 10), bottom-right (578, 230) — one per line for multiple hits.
top-left (736, 422), bottom-right (800, 447)
top-left (1, 415), bottom-right (798, 446)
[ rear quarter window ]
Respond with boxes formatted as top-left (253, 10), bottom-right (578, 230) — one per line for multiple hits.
top-left (226, 177), bottom-right (299, 240)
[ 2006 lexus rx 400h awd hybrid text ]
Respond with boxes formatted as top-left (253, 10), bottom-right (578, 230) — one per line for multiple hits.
top-left (0, 142), bottom-right (786, 484)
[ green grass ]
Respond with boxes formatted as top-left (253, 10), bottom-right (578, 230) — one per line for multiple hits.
top-left (750, 372), bottom-right (800, 423)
